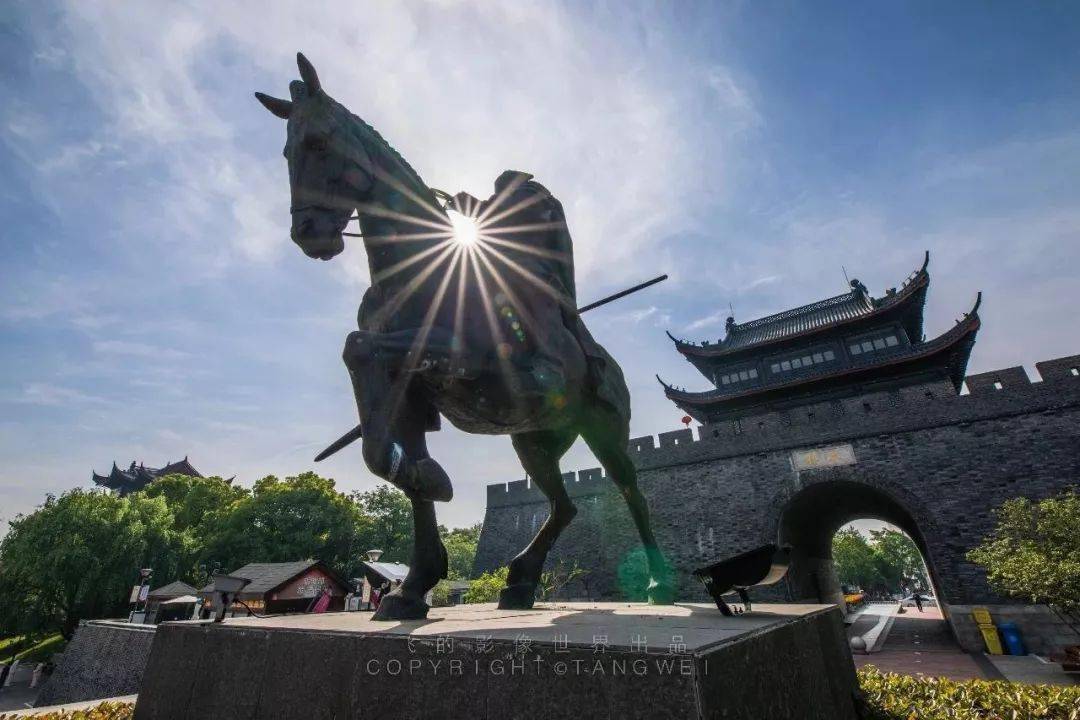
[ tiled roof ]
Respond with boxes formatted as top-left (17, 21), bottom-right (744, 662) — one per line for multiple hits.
top-left (722, 290), bottom-right (875, 350)
top-left (670, 252), bottom-right (930, 358)
top-left (148, 580), bottom-right (198, 599)
top-left (202, 560), bottom-right (319, 595)
top-left (91, 456), bottom-right (204, 495)
top-left (662, 298), bottom-right (980, 413)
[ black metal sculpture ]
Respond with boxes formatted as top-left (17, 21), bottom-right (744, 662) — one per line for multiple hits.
top-left (256, 54), bottom-right (674, 620)
top-left (693, 544), bottom-right (790, 616)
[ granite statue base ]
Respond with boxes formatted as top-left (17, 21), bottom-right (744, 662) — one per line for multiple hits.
top-left (133, 602), bottom-right (859, 720)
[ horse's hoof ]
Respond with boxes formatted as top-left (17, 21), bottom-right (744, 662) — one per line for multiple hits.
top-left (497, 583), bottom-right (536, 610)
top-left (372, 591), bottom-right (430, 620)
top-left (646, 579), bottom-right (675, 606)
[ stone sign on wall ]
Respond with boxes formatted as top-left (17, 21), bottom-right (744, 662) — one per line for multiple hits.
top-left (790, 444), bottom-right (857, 472)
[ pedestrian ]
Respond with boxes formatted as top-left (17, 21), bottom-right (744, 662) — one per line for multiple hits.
top-left (914, 592), bottom-right (924, 612)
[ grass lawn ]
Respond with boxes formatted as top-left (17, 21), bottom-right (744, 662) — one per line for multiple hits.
top-left (0, 633), bottom-right (66, 664)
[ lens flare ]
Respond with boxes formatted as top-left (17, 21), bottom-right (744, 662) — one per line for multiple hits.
top-left (448, 209), bottom-right (479, 247)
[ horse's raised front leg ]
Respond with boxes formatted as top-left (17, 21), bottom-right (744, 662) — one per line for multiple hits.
top-left (343, 331), bottom-right (452, 503)
top-left (498, 429), bottom-right (579, 610)
top-left (343, 331), bottom-right (448, 620)
top-left (581, 406), bottom-right (675, 604)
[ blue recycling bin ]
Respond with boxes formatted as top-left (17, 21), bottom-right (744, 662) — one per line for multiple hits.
top-left (997, 622), bottom-right (1026, 656)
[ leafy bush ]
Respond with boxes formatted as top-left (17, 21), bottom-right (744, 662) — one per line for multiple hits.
top-left (0, 701), bottom-right (133, 719)
top-left (6, 671), bottom-right (1079, 719)
top-left (462, 567), bottom-right (509, 603)
top-left (858, 666), bottom-right (1080, 720)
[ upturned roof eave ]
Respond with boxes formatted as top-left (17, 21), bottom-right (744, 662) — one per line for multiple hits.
top-left (670, 258), bottom-right (930, 361)
top-left (663, 304), bottom-right (979, 410)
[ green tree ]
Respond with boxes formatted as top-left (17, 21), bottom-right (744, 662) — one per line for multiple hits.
top-left (136, 474), bottom-right (248, 584)
top-left (463, 567), bottom-right (509, 603)
top-left (870, 528), bottom-right (928, 591)
top-left (0, 490), bottom-right (178, 638)
top-left (203, 472), bottom-right (372, 579)
top-left (967, 489), bottom-right (1080, 614)
top-left (353, 484), bottom-right (413, 563)
top-left (441, 523), bottom-right (482, 580)
top-left (832, 528), bottom-right (883, 591)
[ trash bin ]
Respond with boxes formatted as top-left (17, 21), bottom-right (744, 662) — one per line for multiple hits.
top-left (997, 622), bottom-right (1026, 656)
top-left (979, 624), bottom-right (1003, 655)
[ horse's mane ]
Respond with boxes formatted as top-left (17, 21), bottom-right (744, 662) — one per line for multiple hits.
top-left (332, 99), bottom-right (433, 200)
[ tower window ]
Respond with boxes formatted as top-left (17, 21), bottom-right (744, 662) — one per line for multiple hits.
top-left (717, 367), bottom-right (759, 386)
top-left (851, 333), bottom-right (901, 357)
top-left (772, 348), bottom-right (837, 374)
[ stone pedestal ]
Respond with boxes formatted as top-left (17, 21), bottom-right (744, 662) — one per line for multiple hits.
top-left (134, 602), bottom-right (859, 720)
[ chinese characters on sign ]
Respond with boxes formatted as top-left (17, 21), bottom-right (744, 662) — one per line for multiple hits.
top-left (790, 443), bottom-right (857, 472)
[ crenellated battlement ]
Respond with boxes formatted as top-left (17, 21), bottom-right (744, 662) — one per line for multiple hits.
top-left (484, 354), bottom-right (1080, 508)
top-left (486, 466), bottom-right (612, 507)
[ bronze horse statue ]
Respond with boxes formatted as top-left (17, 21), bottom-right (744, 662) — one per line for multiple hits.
top-left (256, 53), bottom-right (673, 619)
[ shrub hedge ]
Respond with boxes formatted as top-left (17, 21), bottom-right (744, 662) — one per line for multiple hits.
top-left (859, 666), bottom-right (1080, 720)
top-left (3, 669), bottom-right (1077, 719)
top-left (0, 701), bottom-right (133, 719)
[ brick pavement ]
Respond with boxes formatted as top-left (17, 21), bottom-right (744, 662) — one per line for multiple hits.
top-left (854, 608), bottom-right (993, 681)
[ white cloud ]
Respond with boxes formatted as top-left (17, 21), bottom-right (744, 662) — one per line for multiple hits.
top-left (92, 340), bottom-right (192, 361)
top-left (742, 274), bottom-right (782, 291)
top-left (685, 309), bottom-right (729, 332)
top-left (46, 0), bottom-right (752, 287)
top-left (17, 383), bottom-right (108, 406)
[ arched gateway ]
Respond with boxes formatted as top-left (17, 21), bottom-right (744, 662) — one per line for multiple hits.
top-left (772, 479), bottom-right (940, 608)
top-left (475, 255), bottom-right (1080, 654)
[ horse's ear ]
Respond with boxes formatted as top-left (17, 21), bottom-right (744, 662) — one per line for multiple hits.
top-left (296, 52), bottom-right (322, 94)
top-left (255, 92), bottom-right (292, 119)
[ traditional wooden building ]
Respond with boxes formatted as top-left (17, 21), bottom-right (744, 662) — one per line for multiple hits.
top-left (660, 253), bottom-right (981, 422)
top-left (200, 560), bottom-right (353, 616)
top-left (91, 457), bottom-right (205, 495)
top-left (145, 580), bottom-right (199, 623)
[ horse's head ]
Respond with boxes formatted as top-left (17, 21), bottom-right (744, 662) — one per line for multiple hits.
top-left (255, 53), bottom-right (377, 260)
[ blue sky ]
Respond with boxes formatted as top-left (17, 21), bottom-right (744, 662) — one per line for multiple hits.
top-left (2, 1), bottom-right (1079, 531)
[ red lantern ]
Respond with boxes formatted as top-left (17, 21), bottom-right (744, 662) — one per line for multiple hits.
top-left (681, 415), bottom-right (692, 427)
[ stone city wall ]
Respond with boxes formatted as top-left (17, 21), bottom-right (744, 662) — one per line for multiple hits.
top-left (34, 620), bottom-right (156, 707)
top-left (474, 354), bottom-right (1080, 651)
